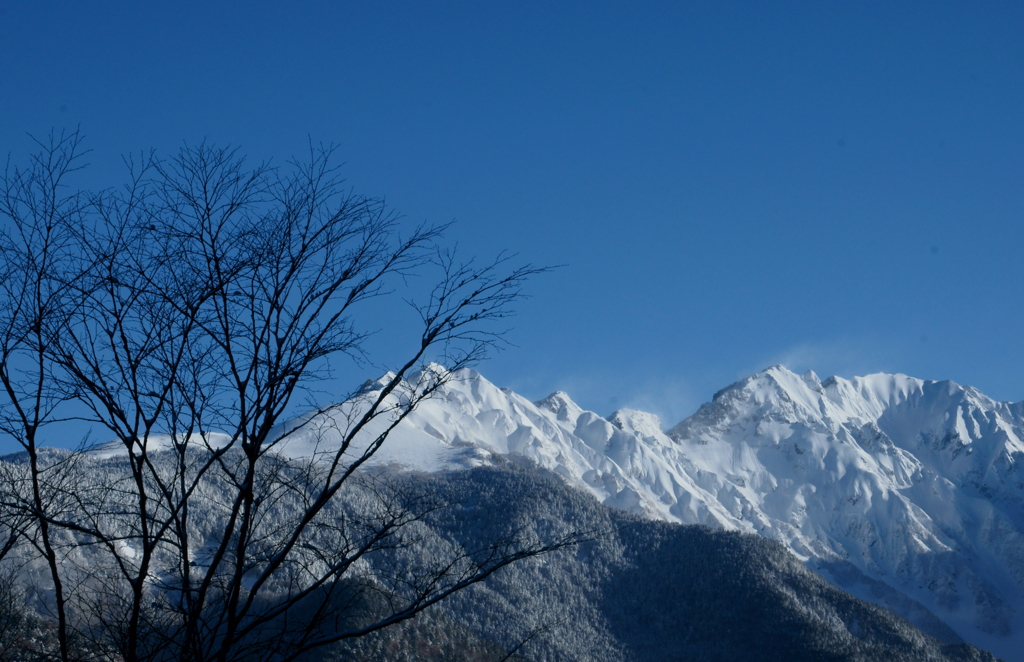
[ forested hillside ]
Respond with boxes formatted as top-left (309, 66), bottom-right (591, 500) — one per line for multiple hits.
top-left (3, 452), bottom-right (998, 661)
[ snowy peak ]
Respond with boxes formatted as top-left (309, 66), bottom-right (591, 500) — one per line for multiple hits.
top-left (636, 365), bottom-right (1024, 658)
top-left (669, 365), bottom-right (1019, 452)
top-left (356, 370), bottom-right (398, 395)
top-left (667, 365), bottom-right (830, 443)
top-left (608, 408), bottom-right (664, 440)
top-left (534, 391), bottom-right (585, 427)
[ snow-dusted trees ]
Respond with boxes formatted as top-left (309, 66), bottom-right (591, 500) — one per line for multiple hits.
top-left (0, 130), bottom-right (574, 662)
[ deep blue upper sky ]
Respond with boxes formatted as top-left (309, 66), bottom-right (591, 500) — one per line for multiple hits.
top-left (2, 1), bottom-right (1023, 428)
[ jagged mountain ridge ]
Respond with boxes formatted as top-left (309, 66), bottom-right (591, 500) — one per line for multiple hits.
top-left (265, 364), bottom-right (1024, 661)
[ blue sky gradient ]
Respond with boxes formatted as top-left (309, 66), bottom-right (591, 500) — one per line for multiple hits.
top-left (2, 1), bottom-right (1023, 430)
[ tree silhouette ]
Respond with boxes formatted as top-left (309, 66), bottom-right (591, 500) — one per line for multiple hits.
top-left (0, 130), bottom-right (575, 662)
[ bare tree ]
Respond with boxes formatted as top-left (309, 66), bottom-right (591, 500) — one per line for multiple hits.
top-left (0, 132), bottom-right (577, 662)
top-left (0, 129), bottom-right (93, 662)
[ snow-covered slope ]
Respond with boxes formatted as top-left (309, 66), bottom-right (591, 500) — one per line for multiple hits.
top-left (271, 364), bottom-right (1024, 661)
top-left (663, 367), bottom-right (1024, 659)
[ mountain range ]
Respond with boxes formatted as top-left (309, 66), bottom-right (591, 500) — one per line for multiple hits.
top-left (248, 364), bottom-right (1024, 661)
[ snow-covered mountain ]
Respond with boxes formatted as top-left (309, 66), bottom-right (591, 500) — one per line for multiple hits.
top-left (266, 364), bottom-right (1024, 661)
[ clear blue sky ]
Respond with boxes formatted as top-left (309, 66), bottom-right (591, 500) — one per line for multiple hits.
top-left (2, 1), bottom-right (1023, 430)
